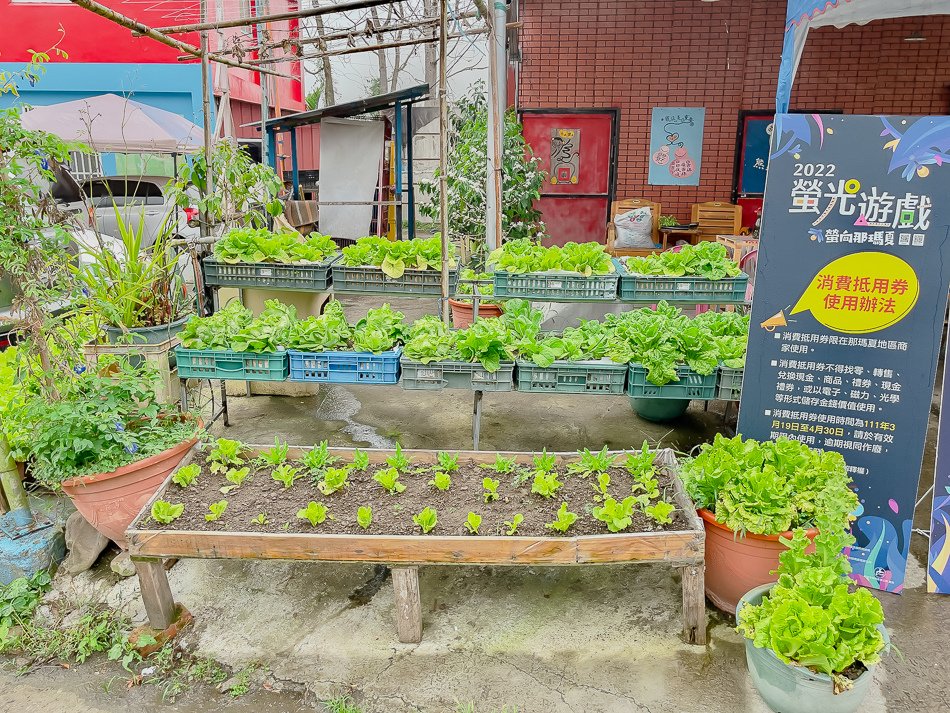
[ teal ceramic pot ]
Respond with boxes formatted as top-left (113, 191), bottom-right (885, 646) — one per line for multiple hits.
top-left (630, 397), bottom-right (690, 422)
top-left (103, 315), bottom-right (189, 345)
top-left (736, 584), bottom-right (887, 713)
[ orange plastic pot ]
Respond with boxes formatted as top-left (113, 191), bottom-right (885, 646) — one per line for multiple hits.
top-left (448, 298), bottom-right (504, 328)
top-left (699, 508), bottom-right (817, 614)
top-left (61, 435), bottom-right (199, 549)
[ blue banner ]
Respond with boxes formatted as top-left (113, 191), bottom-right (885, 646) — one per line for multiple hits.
top-left (738, 114), bottom-right (950, 593)
top-left (648, 107), bottom-right (704, 187)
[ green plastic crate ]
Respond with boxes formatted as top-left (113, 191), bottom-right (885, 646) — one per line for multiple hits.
top-left (332, 264), bottom-right (458, 296)
top-left (202, 255), bottom-right (339, 291)
top-left (716, 366), bottom-right (744, 401)
top-left (515, 360), bottom-right (627, 395)
top-left (400, 358), bottom-right (514, 391)
top-left (614, 258), bottom-right (748, 303)
top-left (175, 347), bottom-right (289, 381)
top-left (626, 364), bottom-right (717, 399)
top-left (492, 270), bottom-right (618, 301)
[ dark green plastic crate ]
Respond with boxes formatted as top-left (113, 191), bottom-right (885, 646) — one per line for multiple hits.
top-left (614, 258), bottom-right (748, 303)
top-left (202, 255), bottom-right (339, 291)
top-left (492, 270), bottom-right (618, 301)
top-left (331, 264), bottom-right (458, 296)
top-left (175, 347), bottom-right (289, 381)
top-left (515, 360), bottom-right (627, 395)
top-left (716, 366), bottom-right (744, 401)
top-left (400, 358), bottom-right (514, 391)
top-left (626, 364), bottom-right (717, 399)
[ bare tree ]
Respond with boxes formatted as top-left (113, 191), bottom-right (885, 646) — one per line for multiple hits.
top-left (310, 0), bottom-right (336, 106)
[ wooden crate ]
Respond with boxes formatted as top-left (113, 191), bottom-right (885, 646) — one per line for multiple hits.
top-left (127, 447), bottom-right (706, 645)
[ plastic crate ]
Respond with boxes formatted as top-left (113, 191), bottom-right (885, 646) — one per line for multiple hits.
top-left (515, 360), bottom-right (627, 395)
top-left (626, 364), bottom-right (717, 400)
top-left (716, 366), bottom-right (744, 401)
top-left (614, 258), bottom-right (748, 303)
top-left (288, 347), bottom-right (401, 384)
top-left (331, 264), bottom-right (458, 296)
top-left (175, 347), bottom-right (289, 381)
top-left (400, 358), bottom-right (514, 391)
top-left (202, 256), bottom-right (338, 292)
top-left (492, 270), bottom-right (619, 301)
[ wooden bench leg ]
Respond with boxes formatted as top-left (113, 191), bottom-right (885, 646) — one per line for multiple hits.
top-left (135, 558), bottom-right (176, 630)
top-left (680, 564), bottom-right (706, 645)
top-left (391, 565), bottom-right (422, 644)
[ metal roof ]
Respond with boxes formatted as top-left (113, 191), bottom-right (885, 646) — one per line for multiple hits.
top-left (265, 84), bottom-right (431, 132)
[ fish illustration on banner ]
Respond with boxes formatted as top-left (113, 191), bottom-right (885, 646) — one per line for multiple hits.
top-left (648, 107), bottom-right (704, 186)
top-left (738, 114), bottom-right (950, 594)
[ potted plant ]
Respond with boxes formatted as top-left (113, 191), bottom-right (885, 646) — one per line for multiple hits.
top-left (448, 268), bottom-right (503, 328)
top-left (21, 360), bottom-right (201, 548)
top-left (77, 210), bottom-right (191, 346)
top-left (680, 434), bottom-right (858, 613)
top-left (736, 508), bottom-right (889, 712)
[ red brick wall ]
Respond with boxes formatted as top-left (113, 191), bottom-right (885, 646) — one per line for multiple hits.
top-left (517, 0), bottom-right (950, 220)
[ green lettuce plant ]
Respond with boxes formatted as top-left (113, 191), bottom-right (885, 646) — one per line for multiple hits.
top-left (205, 500), bottom-right (228, 522)
top-left (680, 434), bottom-right (859, 536)
top-left (151, 500), bottom-right (184, 525)
top-left (504, 514), bottom-right (524, 535)
top-left (172, 464), bottom-right (200, 488)
top-left (622, 241), bottom-right (741, 279)
top-left (591, 496), bottom-right (636, 533)
top-left (482, 477), bottom-right (500, 503)
top-left (464, 512), bottom-right (482, 535)
top-left (340, 236), bottom-right (456, 277)
top-left (428, 471), bottom-right (452, 492)
top-left (357, 506), bottom-right (373, 529)
top-left (413, 507), bottom-right (438, 533)
top-left (374, 467), bottom-right (406, 495)
top-left (544, 503), bottom-right (577, 533)
top-left (213, 228), bottom-right (337, 264)
top-left (297, 502), bottom-right (329, 527)
top-left (488, 239), bottom-right (614, 276)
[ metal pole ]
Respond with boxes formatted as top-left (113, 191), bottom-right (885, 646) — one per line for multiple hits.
top-left (258, 0), bottom-right (270, 169)
top-left (485, 2), bottom-right (505, 251)
top-left (290, 128), bottom-right (300, 200)
top-left (199, 0), bottom-right (212, 240)
top-left (438, 0), bottom-right (451, 323)
top-left (394, 100), bottom-right (403, 240)
top-left (406, 102), bottom-right (416, 240)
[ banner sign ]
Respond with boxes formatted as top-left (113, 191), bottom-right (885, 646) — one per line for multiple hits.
top-left (738, 114), bottom-right (950, 593)
top-left (928, 351), bottom-right (950, 593)
top-left (648, 107), bottom-right (704, 186)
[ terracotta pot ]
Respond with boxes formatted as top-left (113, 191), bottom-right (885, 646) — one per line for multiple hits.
top-left (61, 435), bottom-right (198, 549)
top-left (700, 508), bottom-right (818, 614)
top-left (448, 298), bottom-right (503, 328)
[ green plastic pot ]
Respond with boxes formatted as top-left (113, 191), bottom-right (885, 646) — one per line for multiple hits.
top-left (630, 397), bottom-right (690, 422)
top-left (103, 315), bottom-right (189, 346)
top-left (736, 584), bottom-right (887, 713)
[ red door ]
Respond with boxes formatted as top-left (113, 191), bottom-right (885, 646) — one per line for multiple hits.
top-left (519, 109), bottom-right (618, 247)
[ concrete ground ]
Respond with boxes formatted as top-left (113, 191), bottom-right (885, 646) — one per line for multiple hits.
top-left (3, 296), bottom-right (949, 712)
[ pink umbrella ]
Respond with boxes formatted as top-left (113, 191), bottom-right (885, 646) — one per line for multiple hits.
top-left (20, 93), bottom-right (203, 154)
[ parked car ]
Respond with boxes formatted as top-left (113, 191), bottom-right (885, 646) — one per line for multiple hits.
top-left (75, 175), bottom-right (200, 248)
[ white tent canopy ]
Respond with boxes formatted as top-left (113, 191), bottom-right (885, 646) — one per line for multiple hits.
top-left (777, 0), bottom-right (950, 112)
top-left (20, 93), bottom-right (203, 154)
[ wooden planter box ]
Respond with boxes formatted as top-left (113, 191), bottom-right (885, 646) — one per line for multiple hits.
top-left (126, 447), bottom-right (706, 645)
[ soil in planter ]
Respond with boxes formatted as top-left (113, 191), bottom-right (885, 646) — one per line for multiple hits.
top-left (150, 456), bottom-right (691, 537)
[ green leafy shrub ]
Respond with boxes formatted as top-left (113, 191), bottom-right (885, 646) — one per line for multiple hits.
top-left (568, 446), bottom-right (616, 477)
top-left (351, 449), bottom-right (370, 471)
top-left (680, 435), bottom-right (858, 536)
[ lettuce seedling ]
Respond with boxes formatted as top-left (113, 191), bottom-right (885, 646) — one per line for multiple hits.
top-left (412, 506), bottom-right (438, 533)
top-left (220, 466), bottom-right (251, 494)
top-left (172, 464), bottom-right (200, 488)
top-left (251, 513), bottom-right (268, 526)
top-left (504, 513), bottom-right (524, 535)
top-left (351, 448), bottom-right (370, 471)
top-left (297, 501), bottom-right (329, 527)
top-left (318, 466), bottom-right (350, 495)
top-left (464, 512), bottom-right (482, 535)
top-left (209, 438), bottom-right (245, 474)
top-left (205, 500), bottom-right (228, 522)
top-left (592, 496), bottom-right (636, 532)
top-left (568, 446), bottom-right (616, 478)
top-left (545, 503), bottom-right (578, 533)
top-left (271, 464), bottom-right (302, 490)
top-left (632, 476), bottom-right (660, 500)
top-left (483, 477), bottom-right (500, 503)
top-left (303, 440), bottom-right (338, 473)
top-left (485, 453), bottom-right (518, 474)
top-left (533, 449), bottom-right (557, 474)
top-left (428, 471), bottom-right (452, 492)
top-left (594, 472), bottom-right (611, 500)
top-left (624, 442), bottom-right (657, 481)
top-left (531, 470), bottom-right (562, 498)
top-left (258, 437), bottom-right (289, 467)
top-left (357, 506), bottom-right (373, 529)
top-left (151, 500), bottom-right (184, 525)
top-left (645, 501), bottom-right (676, 525)
top-left (386, 443), bottom-right (411, 472)
top-left (373, 467), bottom-right (406, 494)
top-left (437, 451), bottom-right (460, 473)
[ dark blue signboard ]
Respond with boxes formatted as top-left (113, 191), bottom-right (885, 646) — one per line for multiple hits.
top-left (738, 115), bottom-right (773, 195)
top-left (738, 114), bottom-right (950, 593)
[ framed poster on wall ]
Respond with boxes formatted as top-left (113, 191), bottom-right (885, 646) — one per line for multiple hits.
top-left (648, 107), bottom-right (704, 186)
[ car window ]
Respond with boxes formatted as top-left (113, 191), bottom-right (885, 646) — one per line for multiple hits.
top-left (80, 179), bottom-right (165, 207)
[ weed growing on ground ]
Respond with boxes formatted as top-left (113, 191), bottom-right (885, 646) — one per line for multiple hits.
top-left (324, 694), bottom-right (363, 713)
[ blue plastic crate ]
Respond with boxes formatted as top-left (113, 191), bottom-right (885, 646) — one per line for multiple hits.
top-left (626, 363), bottom-right (717, 400)
top-left (288, 347), bottom-right (401, 384)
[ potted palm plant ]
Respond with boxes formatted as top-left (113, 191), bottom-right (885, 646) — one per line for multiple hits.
top-left (680, 434), bottom-right (857, 613)
top-left (736, 506), bottom-right (889, 713)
